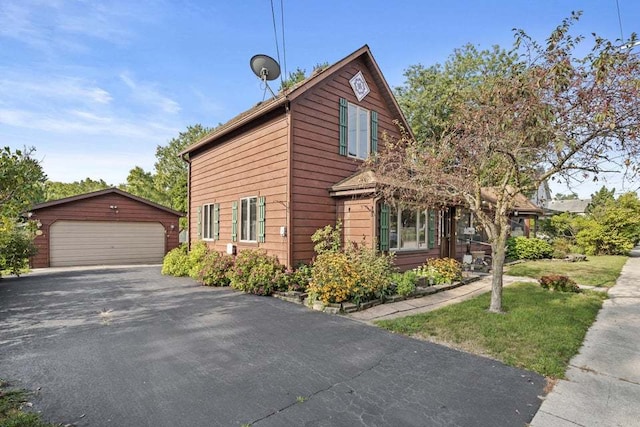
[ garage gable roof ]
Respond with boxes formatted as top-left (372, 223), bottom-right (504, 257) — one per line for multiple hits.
top-left (29, 188), bottom-right (184, 217)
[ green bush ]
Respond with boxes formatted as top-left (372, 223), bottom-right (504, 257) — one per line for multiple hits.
top-left (187, 241), bottom-right (209, 279)
top-left (392, 270), bottom-right (418, 296)
top-left (415, 257), bottom-right (462, 284)
top-left (539, 274), bottom-right (580, 293)
top-left (347, 243), bottom-right (395, 304)
top-left (0, 225), bottom-right (37, 277)
top-left (310, 221), bottom-right (342, 254)
top-left (507, 237), bottom-right (553, 260)
top-left (161, 244), bottom-right (191, 276)
top-left (226, 249), bottom-right (285, 296)
top-left (576, 221), bottom-right (634, 255)
top-left (281, 264), bottom-right (312, 292)
top-left (197, 251), bottom-right (235, 286)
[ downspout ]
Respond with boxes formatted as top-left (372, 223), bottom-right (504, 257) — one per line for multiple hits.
top-left (373, 196), bottom-right (381, 251)
top-left (180, 152), bottom-right (192, 250)
top-left (285, 100), bottom-right (293, 269)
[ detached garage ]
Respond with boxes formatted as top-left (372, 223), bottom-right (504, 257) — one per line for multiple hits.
top-left (29, 188), bottom-right (183, 268)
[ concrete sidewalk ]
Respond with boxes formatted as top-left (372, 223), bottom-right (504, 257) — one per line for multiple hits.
top-left (531, 247), bottom-right (640, 427)
top-left (347, 274), bottom-right (537, 323)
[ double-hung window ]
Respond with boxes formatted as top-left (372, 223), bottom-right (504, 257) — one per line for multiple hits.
top-left (240, 197), bottom-right (257, 242)
top-left (202, 204), bottom-right (214, 240)
top-left (347, 103), bottom-right (370, 160)
top-left (201, 203), bottom-right (219, 240)
top-left (339, 98), bottom-right (377, 159)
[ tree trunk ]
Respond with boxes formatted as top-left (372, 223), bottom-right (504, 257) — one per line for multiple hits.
top-left (489, 229), bottom-right (508, 313)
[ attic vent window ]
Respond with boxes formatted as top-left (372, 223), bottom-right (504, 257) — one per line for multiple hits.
top-left (349, 71), bottom-right (370, 101)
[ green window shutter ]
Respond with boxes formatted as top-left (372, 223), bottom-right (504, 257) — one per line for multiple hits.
top-left (213, 203), bottom-right (220, 241)
top-left (258, 196), bottom-right (266, 243)
top-left (379, 203), bottom-right (390, 252)
top-left (197, 206), bottom-right (202, 239)
top-left (370, 110), bottom-right (378, 154)
top-left (428, 210), bottom-right (436, 249)
top-left (339, 98), bottom-right (348, 156)
top-left (231, 201), bottom-right (238, 242)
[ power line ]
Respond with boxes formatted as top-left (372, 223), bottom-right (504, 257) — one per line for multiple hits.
top-left (280, 0), bottom-right (287, 82)
top-left (616, 0), bottom-right (624, 41)
top-left (269, 0), bottom-right (283, 87)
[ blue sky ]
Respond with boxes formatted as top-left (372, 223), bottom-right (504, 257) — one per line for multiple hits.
top-left (2, 0), bottom-right (639, 198)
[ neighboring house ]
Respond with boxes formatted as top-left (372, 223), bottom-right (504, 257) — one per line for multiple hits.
top-left (180, 45), bottom-right (541, 270)
top-left (29, 188), bottom-right (183, 268)
top-left (546, 199), bottom-right (592, 215)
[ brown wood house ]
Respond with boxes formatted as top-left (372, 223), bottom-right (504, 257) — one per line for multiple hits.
top-left (180, 45), bottom-right (541, 270)
top-left (29, 188), bottom-right (183, 268)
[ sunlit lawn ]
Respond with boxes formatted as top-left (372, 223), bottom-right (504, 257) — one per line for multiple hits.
top-left (506, 255), bottom-right (627, 287)
top-left (377, 283), bottom-right (607, 378)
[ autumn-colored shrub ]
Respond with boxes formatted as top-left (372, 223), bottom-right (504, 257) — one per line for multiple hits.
top-left (280, 264), bottom-right (312, 292)
top-left (308, 242), bottom-right (394, 305)
top-left (308, 251), bottom-right (357, 304)
top-left (226, 249), bottom-right (285, 295)
top-left (197, 251), bottom-right (235, 286)
top-left (539, 274), bottom-right (580, 293)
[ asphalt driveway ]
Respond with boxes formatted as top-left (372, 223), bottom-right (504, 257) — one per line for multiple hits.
top-left (0, 267), bottom-right (545, 426)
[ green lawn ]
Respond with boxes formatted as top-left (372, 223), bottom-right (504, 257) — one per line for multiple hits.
top-left (377, 283), bottom-right (607, 378)
top-left (506, 255), bottom-right (627, 287)
top-left (0, 380), bottom-right (57, 427)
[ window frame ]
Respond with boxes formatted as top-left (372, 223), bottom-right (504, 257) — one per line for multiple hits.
top-left (347, 102), bottom-right (370, 160)
top-left (202, 203), bottom-right (214, 240)
top-left (240, 196), bottom-right (258, 243)
top-left (389, 206), bottom-right (430, 251)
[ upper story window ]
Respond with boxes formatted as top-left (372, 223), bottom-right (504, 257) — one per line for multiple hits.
top-left (347, 103), bottom-right (370, 160)
top-left (339, 97), bottom-right (378, 159)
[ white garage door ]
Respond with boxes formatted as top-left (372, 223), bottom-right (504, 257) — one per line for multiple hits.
top-left (50, 221), bottom-right (165, 267)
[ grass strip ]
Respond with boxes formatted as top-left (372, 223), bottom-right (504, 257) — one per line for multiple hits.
top-left (377, 283), bottom-right (607, 378)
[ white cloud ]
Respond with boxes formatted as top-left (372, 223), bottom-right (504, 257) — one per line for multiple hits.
top-left (119, 72), bottom-right (181, 114)
top-left (0, 1), bottom-right (159, 52)
top-left (0, 107), bottom-right (178, 140)
top-left (0, 75), bottom-right (113, 106)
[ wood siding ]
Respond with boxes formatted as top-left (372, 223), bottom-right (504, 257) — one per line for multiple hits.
top-left (189, 113), bottom-right (290, 265)
top-left (289, 57), bottom-right (402, 265)
top-left (337, 197), bottom-right (375, 248)
top-left (30, 193), bottom-right (181, 268)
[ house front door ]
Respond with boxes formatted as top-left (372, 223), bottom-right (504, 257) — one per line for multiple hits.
top-left (440, 207), bottom-right (457, 259)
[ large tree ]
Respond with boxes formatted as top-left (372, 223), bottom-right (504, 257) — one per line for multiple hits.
top-left (1, 146), bottom-right (47, 217)
top-left (121, 124), bottom-right (211, 229)
top-left (370, 12), bottom-right (640, 312)
top-left (0, 146), bottom-right (47, 276)
top-left (44, 178), bottom-right (111, 201)
top-left (154, 124), bottom-right (211, 213)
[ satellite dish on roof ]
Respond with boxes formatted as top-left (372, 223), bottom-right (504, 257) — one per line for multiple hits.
top-left (250, 54), bottom-right (281, 81)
